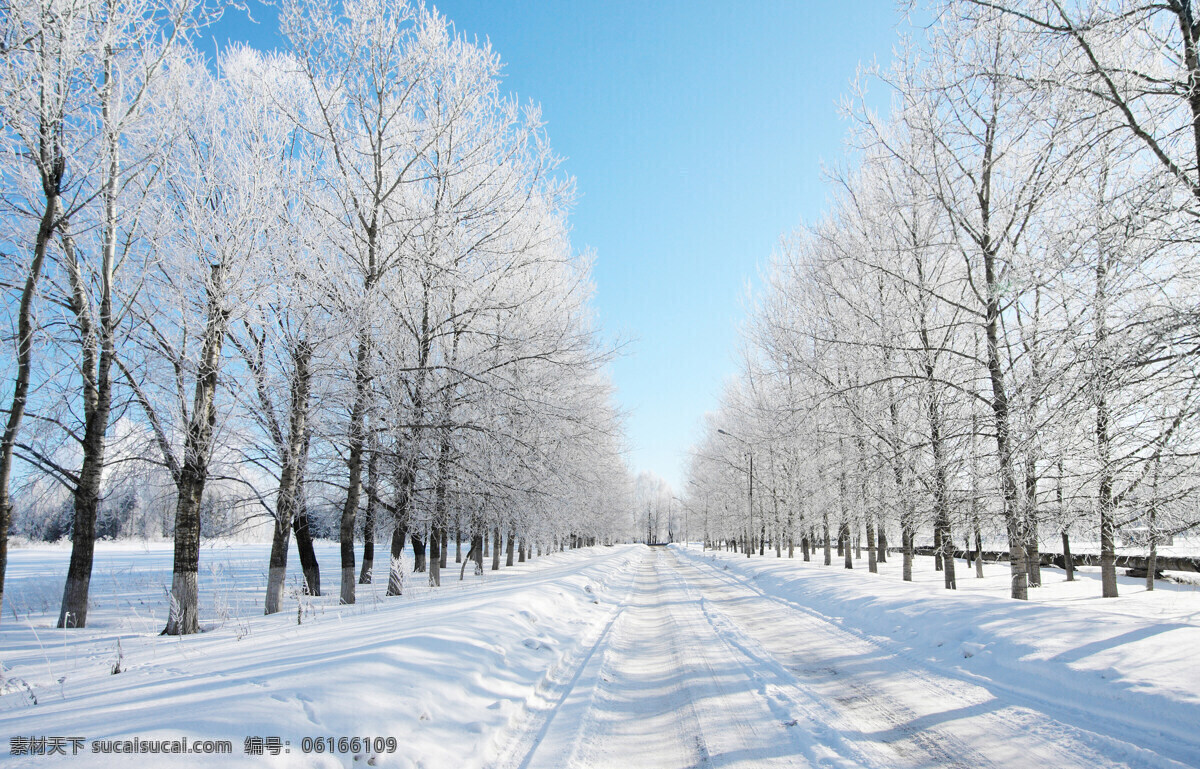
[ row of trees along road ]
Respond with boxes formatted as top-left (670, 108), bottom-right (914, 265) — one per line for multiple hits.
top-left (0, 0), bottom-right (633, 634)
top-left (684, 0), bottom-right (1200, 600)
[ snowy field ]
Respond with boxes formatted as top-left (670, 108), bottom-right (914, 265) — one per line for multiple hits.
top-left (1, 541), bottom-right (1198, 767)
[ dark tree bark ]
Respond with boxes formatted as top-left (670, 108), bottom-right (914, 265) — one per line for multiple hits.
top-left (472, 532), bottom-right (484, 575)
top-left (505, 529), bottom-right (515, 567)
top-left (459, 535), bottom-right (478, 580)
top-left (902, 524), bottom-right (914, 582)
top-left (491, 526), bottom-right (501, 571)
top-left (56, 222), bottom-right (116, 628)
top-left (974, 526), bottom-right (985, 579)
top-left (411, 534), bottom-right (427, 573)
top-left (164, 264), bottom-right (232, 635)
top-left (823, 513), bottom-right (832, 566)
top-left (359, 441), bottom-right (379, 584)
top-left (265, 341), bottom-right (312, 615)
top-left (0, 190), bottom-right (58, 625)
top-left (431, 429), bottom-right (451, 582)
top-left (293, 506), bottom-right (320, 596)
top-left (386, 521), bottom-right (408, 596)
top-left (386, 454), bottom-right (415, 596)
top-left (1024, 463), bottom-right (1042, 588)
top-left (429, 526), bottom-right (442, 587)
top-left (865, 520), bottom-right (876, 572)
top-left (1094, 249), bottom-right (1119, 598)
top-left (338, 329), bottom-right (371, 606)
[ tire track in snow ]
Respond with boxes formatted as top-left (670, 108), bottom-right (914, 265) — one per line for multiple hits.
top-left (494, 547), bottom-right (812, 769)
top-left (489, 549), bottom-right (645, 769)
top-left (673, 553), bottom-right (989, 769)
top-left (676, 549), bottom-right (1195, 769)
top-left (556, 550), bottom-right (711, 769)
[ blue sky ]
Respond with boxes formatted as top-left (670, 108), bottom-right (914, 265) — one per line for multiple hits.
top-left (209, 1), bottom-right (901, 492)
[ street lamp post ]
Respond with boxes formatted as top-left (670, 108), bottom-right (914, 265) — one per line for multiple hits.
top-left (718, 429), bottom-right (753, 558)
top-left (686, 480), bottom-right (709, 551)
top-left (671, 494), bottom-right (688, 549)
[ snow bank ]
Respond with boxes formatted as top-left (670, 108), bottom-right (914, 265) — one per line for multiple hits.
top-left (0, 543), bottom-right (640, 768)
top-left (674, 544), bottom-right (1200, 761)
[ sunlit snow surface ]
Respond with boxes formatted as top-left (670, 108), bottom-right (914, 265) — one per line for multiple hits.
top-left (1, 541), bottom-right (1197, 767)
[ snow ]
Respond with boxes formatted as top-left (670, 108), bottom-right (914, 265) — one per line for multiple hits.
top-left (1, 542), bottom-right (642, 768)
top-left (2, 540), bottom-right (1198, 767)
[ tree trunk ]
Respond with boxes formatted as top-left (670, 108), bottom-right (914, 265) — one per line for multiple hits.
top-left (165, 467), bottom-right (204, 636)
top-left (491, 526), bottom-right (501, 571)
top-left (358, 442), bottom-right (379, 584)
top-left (1095, 258), bottom-right (1118, 597)
top-left (339, 329), bottom-right (373, 606)
top-left (866, 518), bottom-right (877, 573)
top-left (1061, 530), bottom-right (1074, 582)
top-left (430, 428), bottom-right (451, 584)
top-left (455, 524), bottom-right (462, 564)
top-left (876, 521), bottom-right (887, 564)
top-left (54, 191), bottom-right (119, 628)
top-left (264, 514), bottom-right (293, 616)
top-left (518, 536), bottom-right (527, 562)
top-left (979, 192), bottom-right (1028, 600)
top-left (1025, 463), bottom-right (1041, 588)
top-left (293, 501), bottom-right (320, 596)
top-left (264, 341), bottom-right (312, 614)
top-left (936, 516), bottom-right (956, 590)
top-left (411, 533), bottom-right (426, 573)
top-left (902, 524), bottom-right (914, 582)
top-left (164, 264), bottom-right (231, 636)
top-left (823, 514), bottom-right (832, 565)
top-left (1146, 477), bottom-right (1159, 591)
top-left (975, 526), bottom-right (985, 579)
top-left (934, 527), bottom-right (943, 571)
top-left (460, 535), bottom-right (481, 580)
top-left (386, 522), bottom-right (407, 596)
top-left (505, 529), bottom-right (515, 567)
top-left (472, 532), bottom-right (484, 575)
top-left (429, 526), bottom-right (442, 587)
top-left (386, 454), bottom-right (416, 595)
top-left (0, 194), bottom-right (56, 625)
top-left (842, 522), bottom-right (853, 569)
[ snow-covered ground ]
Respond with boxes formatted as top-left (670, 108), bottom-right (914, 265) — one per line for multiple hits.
top-left (2, 540), bottom-right (1197, 767)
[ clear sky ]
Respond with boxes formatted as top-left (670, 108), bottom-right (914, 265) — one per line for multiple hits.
top-left (209, 1), bottom-right (902, 493)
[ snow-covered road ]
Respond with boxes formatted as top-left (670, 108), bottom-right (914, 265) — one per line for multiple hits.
top-left (494, 546), bottom-right (1197, 769)
top-left (499, 548), bottom-right (800, 769)
top-left (4, 541), bottom-right (1197, 768)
